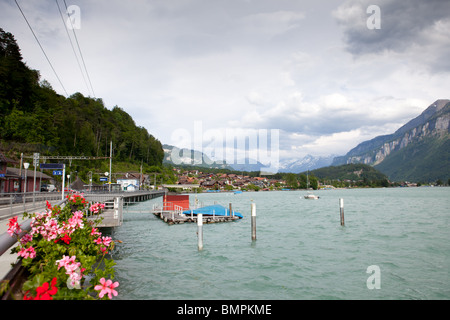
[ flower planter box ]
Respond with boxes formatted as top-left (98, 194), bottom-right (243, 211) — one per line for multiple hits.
top-left (1, 260), bottom-right (28, 300)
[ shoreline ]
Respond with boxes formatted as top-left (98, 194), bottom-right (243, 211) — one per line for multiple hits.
top-left (166, 184), bottom-right (443, 195)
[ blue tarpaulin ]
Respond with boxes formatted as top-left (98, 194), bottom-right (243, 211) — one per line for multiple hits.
top-left (183, 204), bottom-right (243, 219)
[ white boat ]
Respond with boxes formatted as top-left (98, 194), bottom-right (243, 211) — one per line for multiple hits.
top-left (303, 171), bottom-right (319, 200)
top-left (304, 193), bottom-right (320, 200)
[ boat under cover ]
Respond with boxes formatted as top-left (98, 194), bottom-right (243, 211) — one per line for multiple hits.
top-left (183, 204), bottom-right (243, 219)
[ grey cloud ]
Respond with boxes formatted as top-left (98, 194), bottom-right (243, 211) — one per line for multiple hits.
top-left (333, 0), bottom-right (450, 71)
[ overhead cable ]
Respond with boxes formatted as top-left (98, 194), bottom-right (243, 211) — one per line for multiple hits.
top-left (14, 0), bottom-right (68, 97)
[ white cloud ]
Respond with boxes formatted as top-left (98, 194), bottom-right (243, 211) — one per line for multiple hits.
top-left (1, 0), bottom-right (449, 163)
top-left (240, 10), bottom-right (305, 39)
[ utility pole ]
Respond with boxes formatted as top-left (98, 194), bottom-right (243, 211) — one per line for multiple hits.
top-left (109, 140), bottom-right (112, 192)
top-left (140, 161), bottom-right (143, 190)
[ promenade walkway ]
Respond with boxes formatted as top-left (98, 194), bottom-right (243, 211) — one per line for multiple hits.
top-left (0, 199), bottom-right (62, 280)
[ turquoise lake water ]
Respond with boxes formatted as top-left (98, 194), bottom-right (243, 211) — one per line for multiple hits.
top-left (111, 187), bottom-right (449, 300)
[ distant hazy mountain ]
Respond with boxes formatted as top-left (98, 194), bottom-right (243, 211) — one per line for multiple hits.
top-left (163, 144), bottom-right (273, 172)
top-left (164, 143), bottom-right (336, 174)
top-left (163, 144), bottom-right (233, 169)
top-left (278, 154), bottom-right (336, 173)
top-left (228, 159), bottom-right (267, 172)
top-left (332, 99), bottom-right (450, 182)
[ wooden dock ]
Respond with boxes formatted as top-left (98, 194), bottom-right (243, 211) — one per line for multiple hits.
top-left (84, 190), bottom-right (165, 205)
top-left (152, 210), bottom-right (241, 225)
top-left (86, 190), bottom-right (165, 228)
top-left (87, 209), bottom-right (120, 228)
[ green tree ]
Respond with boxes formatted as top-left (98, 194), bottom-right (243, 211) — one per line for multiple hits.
top-left (0, 28), bottom-right (165, 167)
top-left (285, 173), bottom-right (299, 189)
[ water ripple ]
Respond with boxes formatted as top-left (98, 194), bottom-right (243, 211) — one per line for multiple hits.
top-left (113, 188), bottom-right (450, 300)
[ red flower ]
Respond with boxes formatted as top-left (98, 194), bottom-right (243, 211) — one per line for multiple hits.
top-left (60, 234), bottom-right (71, 244)
top-left (24, 277), bottom-right (58, 300)
top-left (54, 233), bottom-right (71, 245)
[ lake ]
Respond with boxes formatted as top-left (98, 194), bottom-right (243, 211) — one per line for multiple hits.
top-left (111, 187), bottom-right (449, 300)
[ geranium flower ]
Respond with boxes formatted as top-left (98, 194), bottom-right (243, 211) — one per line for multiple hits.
top-left (56, 255), bottom-right (77, 270)
top-left (89, 202), bottom-right (105, 214)
top-left (18, 246), bottom-right (36, 259)
top-left (101, 236), bottom-right (112, 247)
top-left (94, 278), bottom-right (119, 299)
top-left (54, 233), bottom-right (71, 244)
top-left (25, 277), bottom-right (58, 300)
top-left (7, 216), bottom-right (21, 237)
top-left (91, 227), bottom-right (101, 237)
top-left (67, 211), bottom-right (84, 230)
top-left (20, 233), bottom-right (33, 245)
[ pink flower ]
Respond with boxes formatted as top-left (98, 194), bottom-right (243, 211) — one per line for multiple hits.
top-left (56, 255), bottom-right (84, 287)
top-left (91, 227), bottom-right (101, 237)
top-left (89, 202), bottom-right (105, 214)
top-left (56, 255), bottom-right (77, 270)
top-left (101, 236), bottom-right (112, 246)
top-left (20, 233), bottom-right (33, 245)
top-left (7, 216), bottom-right (21, 237)
top-left (67, 211), bottom-right (84, 230)
top-left (94, 278), bottom-right (119, 299)
top-left (18, 246), bottom-right (36, 259)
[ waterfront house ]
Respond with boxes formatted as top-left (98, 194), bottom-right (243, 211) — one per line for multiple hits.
top-left (0, 153), bottom-right (53, 193)
top-left (117, 172), bottom-right (142, 191)
top-left (201, 179), bottom-right (218, 189)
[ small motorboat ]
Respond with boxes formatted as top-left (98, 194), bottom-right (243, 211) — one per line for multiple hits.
top-left (304, 193), bottom-right (320, 200)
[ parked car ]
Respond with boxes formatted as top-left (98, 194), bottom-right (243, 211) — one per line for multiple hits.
top-left (41, 184), bottom-right (56, 192)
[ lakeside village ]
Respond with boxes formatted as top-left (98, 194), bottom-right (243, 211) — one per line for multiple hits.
top-left (81, 168), bottom-right (438, 193)
top-left (0, 157), bottom-right (436, 195)
top-left (0, 152), bottom-right (438, 195)
top-left (158, 168), bottom-right (434, 192)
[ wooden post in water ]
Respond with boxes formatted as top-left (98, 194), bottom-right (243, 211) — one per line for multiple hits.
top-left (340, 198), bottom-right (345, 226)
top-left (251, 202), bottom-right (256, 241)
top-left (229, 203), bottom-right (232, 217)
top-left (197, 213), bottom-right (203, 250)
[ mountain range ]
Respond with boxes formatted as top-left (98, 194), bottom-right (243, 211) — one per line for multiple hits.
top-left (164, 99), bottom-right (449, 182)
top-left (278, 154), bottom-right (336, 173)
top-left (332, 99), bottom-right (450, 182)
top-left (163, 144), bottom-right (232, 170)
top-left (163, 144), bottom-right (335, 173)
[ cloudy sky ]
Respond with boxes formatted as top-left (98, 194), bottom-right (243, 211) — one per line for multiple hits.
top-left (1, 0), bottom-right (449, 163)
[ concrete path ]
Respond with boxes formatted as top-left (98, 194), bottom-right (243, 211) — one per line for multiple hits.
top-left (0, 200), bottom-right (61, 280)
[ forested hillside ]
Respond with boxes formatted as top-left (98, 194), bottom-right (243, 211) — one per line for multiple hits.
top-left (0, 28), bottom-right (163, 166)
top-left (308, 164), bottom-right (390, 187)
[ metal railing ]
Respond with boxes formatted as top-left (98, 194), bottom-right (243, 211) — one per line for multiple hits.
top-left (0, 192), bottom-right (62, 221)
top-left (0, 198), bottom-right (68, 257)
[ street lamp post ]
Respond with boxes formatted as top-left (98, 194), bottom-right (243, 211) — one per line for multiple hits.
top-left (88, 171), bottom-right (92, 192)
top-left (23, 162), bottom-right (29, 208)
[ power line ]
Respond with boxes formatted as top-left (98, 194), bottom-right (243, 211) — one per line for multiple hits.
top-left (63, 0), bottom-right (96, 97)
top-left (14, 0), bottom-right (68, 97)
top-left (55, 0), bottom-right (92, 96)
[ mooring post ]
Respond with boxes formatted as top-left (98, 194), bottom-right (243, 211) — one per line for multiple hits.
top-left (229, 203), bottom-right (232, 217)
top-left (251, 202), bottom-right (256, 241)
top-left (197, 213), bottom-right (203, 250)
top-left (340, 198), bottom-right (345, 226)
